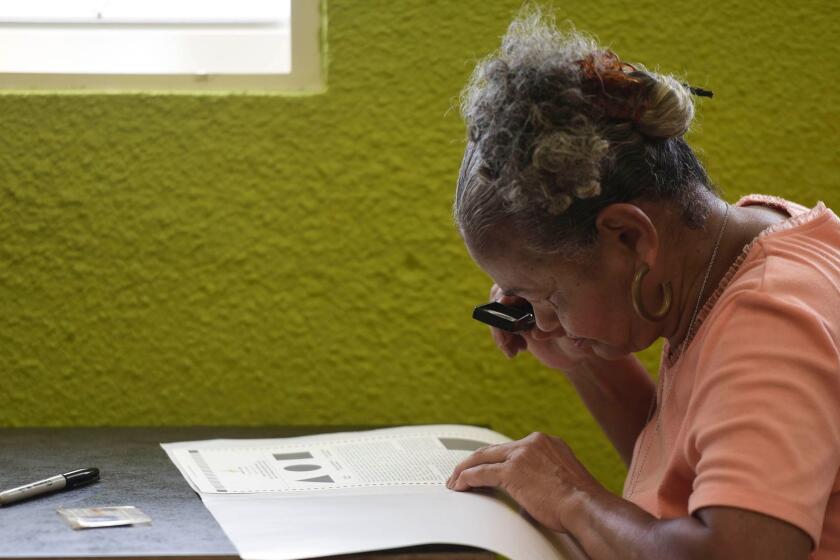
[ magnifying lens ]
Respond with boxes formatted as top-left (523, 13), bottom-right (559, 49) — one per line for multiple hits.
top-left (472, 301), bottom-right (535, 332)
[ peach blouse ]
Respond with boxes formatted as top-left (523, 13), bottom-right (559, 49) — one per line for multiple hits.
top-left (623, 195), bottom-right (840, 558)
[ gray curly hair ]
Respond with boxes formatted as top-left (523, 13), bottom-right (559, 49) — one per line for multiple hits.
top-left (455, 9), bottom-right (717, 258)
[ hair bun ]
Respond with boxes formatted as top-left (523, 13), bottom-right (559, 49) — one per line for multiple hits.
top-left (634, 72), bottom-right (695, 139)
top-left (577, 51), bottom-right (696, 139)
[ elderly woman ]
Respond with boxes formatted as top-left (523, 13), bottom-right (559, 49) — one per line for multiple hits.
top-left (446, 11), bottom-right (840, 560)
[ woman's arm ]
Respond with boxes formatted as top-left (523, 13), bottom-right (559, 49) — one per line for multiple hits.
top-left (566, 483), bottom-right (812, 560)
top-left (563, 354), bottom-right (655, 467)
top-left (448, 433), bottom-right (812, 560)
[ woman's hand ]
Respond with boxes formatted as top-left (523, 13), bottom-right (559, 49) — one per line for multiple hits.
top-left (488, 284), bottom-right (595, 372)
top-left (446, 432), bottom-right (603, 533)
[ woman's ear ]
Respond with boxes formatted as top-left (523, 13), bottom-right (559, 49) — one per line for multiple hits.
top-left (595, 203), bottom-right (660, 266)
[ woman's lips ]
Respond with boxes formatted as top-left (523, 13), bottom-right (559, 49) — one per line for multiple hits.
top-left (567, 335), bottom-right (594, 348)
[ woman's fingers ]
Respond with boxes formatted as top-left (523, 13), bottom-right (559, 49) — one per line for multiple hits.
top-left (446, 443), bottom-right (511, 487)
top-left (447, 433), bottom-right (599, 533)
top-left (486, 287), bottom-right (531, 358)
top-left (491, 327), bottom-right (525, 358)
top-left (489, 283), bottom-right (503, 299)
top-left (450, 463), bottom-right (507, 491)
top-left (508, 334), bottom-right (527, 356)
top-left (498, 293), bottom-right (529, 308)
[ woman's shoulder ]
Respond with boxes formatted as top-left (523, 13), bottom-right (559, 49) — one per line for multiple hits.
top-left (703, 195), bottom-right (837, 309)
top-left (728, 194), bottom-right (840, 291)
top-left (735, 193), bottom-right (812, 215)
top-left (690, 215), bottom-right (840, 389)
top-left (735, 193), bottom-right (839, 244)
top-left (665, 194), bottom-right (840, 369)
top-left (699, 195), bottom-right (840, 345)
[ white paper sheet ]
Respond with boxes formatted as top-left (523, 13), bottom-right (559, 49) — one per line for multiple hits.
top-left (166, 425), bottom-right (509, 494)
top-left (162, 425), bottom-right (588, 560)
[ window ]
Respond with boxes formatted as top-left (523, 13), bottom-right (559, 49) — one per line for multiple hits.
top-left (0, 0), bottom-right (323, 92)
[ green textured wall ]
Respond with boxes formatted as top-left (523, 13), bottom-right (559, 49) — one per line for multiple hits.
top-left (1, 1), bottom-right (837, 493)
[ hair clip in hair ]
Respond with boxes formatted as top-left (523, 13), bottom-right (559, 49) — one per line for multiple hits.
top-left (684, 84), bottom-right (714, 98)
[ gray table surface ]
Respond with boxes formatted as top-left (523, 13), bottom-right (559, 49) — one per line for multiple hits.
top-left (0, 427), bottom-right (493, 560)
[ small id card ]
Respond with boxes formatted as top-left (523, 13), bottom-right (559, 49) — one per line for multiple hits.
top-left (57, 506), bottom-right (151, 530)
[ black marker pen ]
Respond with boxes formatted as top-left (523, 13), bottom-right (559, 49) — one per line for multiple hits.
top-left (0, 468), bottom-right (100, 506)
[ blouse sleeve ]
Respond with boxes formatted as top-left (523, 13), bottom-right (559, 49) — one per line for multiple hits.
top-left (686, 277), bottom-right (840, 547)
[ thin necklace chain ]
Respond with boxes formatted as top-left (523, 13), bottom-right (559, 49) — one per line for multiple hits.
top-left (625, 202), bottom-right (731, 499)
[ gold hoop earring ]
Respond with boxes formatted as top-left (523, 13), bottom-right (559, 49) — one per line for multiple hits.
top-left (632, 262), bottom-right (672, 322)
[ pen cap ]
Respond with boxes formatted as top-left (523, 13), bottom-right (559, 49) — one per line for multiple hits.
top-left (63, 468), bottom-right (100, 488)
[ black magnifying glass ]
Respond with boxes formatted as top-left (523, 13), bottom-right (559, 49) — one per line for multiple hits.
top-left (472, 301), bottom-right (535, 332)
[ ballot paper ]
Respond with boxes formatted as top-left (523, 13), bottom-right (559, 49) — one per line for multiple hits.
top-left (162, 425), bottom-right (587, 560)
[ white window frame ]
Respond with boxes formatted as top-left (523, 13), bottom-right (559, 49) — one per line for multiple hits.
top-left (0, 0), bottom-right (324, 93)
